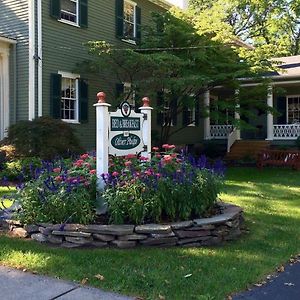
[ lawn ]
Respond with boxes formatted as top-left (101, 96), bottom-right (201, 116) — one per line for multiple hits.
top-left (0, 167), bottom-right (300, 300)
top-left (0, 186), bottom-right (13, 209)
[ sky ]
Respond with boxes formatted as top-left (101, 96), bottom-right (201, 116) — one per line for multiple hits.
top-left (165, 0), bottom-right (188, 9)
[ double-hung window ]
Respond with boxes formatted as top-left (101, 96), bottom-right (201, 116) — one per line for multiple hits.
top-left (50, 0), bottom-right (88, 28)
top-left (60, 0), bottom-right (78, 24)
top-left (60, 72), bottom-right (79, 122)
top-left (287, 96), bottom-right (300, 124)
top-left (50, 72), bottom-right (88, 123)
top-left (116, 0), bottom-right (141, 43)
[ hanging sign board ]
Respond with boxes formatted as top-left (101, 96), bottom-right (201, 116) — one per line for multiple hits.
top-left (109, 101), bottom-right (144, 156)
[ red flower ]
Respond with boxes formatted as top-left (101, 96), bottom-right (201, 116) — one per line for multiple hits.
top-left (74, 159), bottom-right (84, 167)
top-left (84, 162), bottom-right (91, 169)
top-left (152, 146), bottom-right (159, 151)
top-left (139, 156), bottom-right (149, 161)
top-left (125, 154), bottom-right (136, 159)
top-left (125, 161), bottom-right (132, 167)
top-left (162, 144), bottom-right (169, 149)
top-left (168, 144), bottom-right (176, 149)
top-left (80, 153), bottom-right (89, 160)
top-left (163, 155), bottom-right (172, 163)
top-left (53, 167), bottom-right (61, 173)
top-left (89, 169), bottom-right (96, 175)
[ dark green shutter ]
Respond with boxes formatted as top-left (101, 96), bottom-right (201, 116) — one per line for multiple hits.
top-left (50, 73), bottom-right (62, 119)
top-left (182, 105), bottom-right (189, 126)
top-left (134, 88), bottom-right (140, 113)
top-left (171, 97), bottom-right (178, 126)
top-left (195, 98), bottom-right (200, 126)
top-left (136, 6), bottom-right (141, 43)
top-left (277, 96), bottom-right (286, 124)
top-left (116, 0), bottom-right (124, 38)
top-left (79, 79), bottom-right (88, 123)
top-left (157, 91), bottom-right (164, 125)
top-left (116, 83), bottom-right (124, 99)
top-left (50, 0), bottom-right (61, 19)
top-left (79, 0), bottom-right (88, 28)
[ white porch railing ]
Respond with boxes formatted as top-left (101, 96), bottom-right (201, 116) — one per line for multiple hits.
top-left (227, 127), bottom-right (238, 152)
top-left (210, 125), bottom-right (233, 139)
top-left (273, 124), bottom-right (300, 140)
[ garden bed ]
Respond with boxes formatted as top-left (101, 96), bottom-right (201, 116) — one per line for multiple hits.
top-left (1, 202), bottom-right (244, 248)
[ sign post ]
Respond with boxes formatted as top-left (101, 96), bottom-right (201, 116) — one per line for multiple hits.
top-left (94, 91), bottom-right (153, 191)
top-left (93, 92), bottom-right (111, 190)
top-left (139, 97), bottom-right (153, 159)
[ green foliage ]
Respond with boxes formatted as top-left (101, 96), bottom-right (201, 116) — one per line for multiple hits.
top-left (189, 0), bottom-right (300, 56)
top-left (296, 136), bottom-right (300, 149)
top-left (7, 116), bottom-right (83, 160)
top-left (14, 154), bottom-right (97, 225)
top-left (102, 148), bottom-right (223, 225)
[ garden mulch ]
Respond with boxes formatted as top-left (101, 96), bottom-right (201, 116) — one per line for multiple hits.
top-left (0, 265), bottom-right (133, 300)
top-left (233, 259), bottom-right (300, 300)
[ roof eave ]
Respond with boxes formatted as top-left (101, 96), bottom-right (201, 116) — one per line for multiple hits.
top-left (148, 0), bottom-right (173, 9)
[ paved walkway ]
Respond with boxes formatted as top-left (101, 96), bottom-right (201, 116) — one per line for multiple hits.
top-left (0, 266), bottom-right (133, 300)
top-left (233, 260), bottom-right (300, 299)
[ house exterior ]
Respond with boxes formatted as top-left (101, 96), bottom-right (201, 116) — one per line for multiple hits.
top-left (0, 0), bottom-right (170, 149)
top-left (205, 55), bottom-right (300, 153)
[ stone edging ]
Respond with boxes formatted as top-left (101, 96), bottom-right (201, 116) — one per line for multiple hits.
top-left (1, 203), bottom-right (244, 248)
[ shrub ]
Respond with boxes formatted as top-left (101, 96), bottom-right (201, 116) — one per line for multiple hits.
top-left (102, 145), bottom-right (224, 225)
top-left (14, 153), bottom-right (97, 224)
top-left (7, 116), bottom-right (83, 159)
top-left (296, 136), bottom-right (300, 150)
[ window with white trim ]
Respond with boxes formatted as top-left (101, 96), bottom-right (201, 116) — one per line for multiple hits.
top-left (61, 0), bottom-right (78, 24)
top-left (123, 0), bottom-right (136, 40)
top-left (287, 96), bottom-right (300, 124)
top-left (60, 72), bottom-right (79, 122)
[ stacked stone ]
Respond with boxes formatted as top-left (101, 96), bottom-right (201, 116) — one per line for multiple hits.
top-left (4, 203), bottom-right (244, 249)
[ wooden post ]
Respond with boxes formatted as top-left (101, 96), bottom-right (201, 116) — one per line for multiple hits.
top-left (94, 92), bottom-right (111, 190)
top-left (139, 97), bottom-right (153, 159)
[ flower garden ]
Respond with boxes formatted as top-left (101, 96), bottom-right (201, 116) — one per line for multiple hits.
top-left (0, 144), bottom-right (245, 248)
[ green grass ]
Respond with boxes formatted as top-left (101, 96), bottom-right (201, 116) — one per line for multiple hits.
top-left (0, 168), bottom-right (300, 300)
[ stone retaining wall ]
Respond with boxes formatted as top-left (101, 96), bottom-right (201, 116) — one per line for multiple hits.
top-left (1, 203), bottom-right (244, 248)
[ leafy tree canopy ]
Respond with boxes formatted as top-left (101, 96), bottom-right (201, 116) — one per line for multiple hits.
top-left (83, 9), bottom-right (271, 144)
top-left (189, 0), bottom-right (300, 56)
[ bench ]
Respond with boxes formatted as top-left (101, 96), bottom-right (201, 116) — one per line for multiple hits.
top-left (257, 150), bottom-right (300, 170)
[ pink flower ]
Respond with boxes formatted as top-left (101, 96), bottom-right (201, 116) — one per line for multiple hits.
top-left (124, 161), bottom-right (132, 167)
top-left (74, 159), bottom-right (84, 167)
top-left (155, 173), bottom-right (161, 178)
top-left (162, 144), bottom-right (169, 149)
top-left (55, 176), bottom-right (62, 182)
top-left (168, 144), bottom-right (176, 149)
top-left (53, 167), bottom-right (61, 173)
top-left (139, 156), bottom-right (149, 161)
top-left (163, 155), bottom-right (172, 163)
top-left (152, 146), bottom-right (159, 151)
top-left (84, 163), bottom-right (91, 169)
top-left (89, 169), bottom-right (96, 175)
top-left (112, 171), bottom-right (119, 177)
top-left (125, 154), bottom-right (136, 159)
top-left (80, 153), bottom-right (89, 160)
top-left (144, 170), bottom-right (152, 176)
top-left (156, 154), bottom-right (161, 158)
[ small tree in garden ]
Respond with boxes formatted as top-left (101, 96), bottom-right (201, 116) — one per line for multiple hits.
top-left (82, 9), bottom-right (270, 145)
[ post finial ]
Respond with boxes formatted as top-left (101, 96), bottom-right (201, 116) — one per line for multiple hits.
top-left (97, 92), bottom-right (106, 103)
top-left (142, 97), bottom-right (150, 107)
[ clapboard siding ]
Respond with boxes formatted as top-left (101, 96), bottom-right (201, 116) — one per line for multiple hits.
top-left (0, 0), bottom-right (29, 122)
top-left (42, 0), bottom-right (166, 149)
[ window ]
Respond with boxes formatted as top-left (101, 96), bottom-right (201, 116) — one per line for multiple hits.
top-left (123, 82), bottom-right (135, 106)
top-left (123, 1), bottom-right (136, 39)
top-left (116, 0), bottom-right (141, 42)
top-left (287, 96), bottom-right (300, 124)
top-left (50, 0), bottom-right (88, 27)
top-left (60, 0), bottom-right (78, 24)
top-left (60, 72), bottom-right (79, 122)
top-left (186, 107), bottom-right (196, 126)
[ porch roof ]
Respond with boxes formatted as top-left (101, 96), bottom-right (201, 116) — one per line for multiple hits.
top-left (269, 55), bottom-right (300, 78)
top-left (0, 34), bottom-right (16, 44)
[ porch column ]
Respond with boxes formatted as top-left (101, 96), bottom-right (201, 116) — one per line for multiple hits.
top-left (266, 85), bottom-right (273, 140)
top-left (204, 90), bottom-right (211, 140)
top-left (234, 89), bottom-right (241, 140)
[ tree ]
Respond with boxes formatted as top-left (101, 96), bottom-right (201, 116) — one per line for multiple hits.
top-left (82, 9), bottom-right (270, 145)
top-left (189, 0), bottom-right (300, 56)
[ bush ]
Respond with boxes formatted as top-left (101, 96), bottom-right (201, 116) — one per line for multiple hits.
top-left (296, 137), bottom-right (300, 150)
top-left (7, 116), bottom-right (83, 159)
top-left (102, 145), bottom-right (224, 225)
top-left (14, 153), bottom-right (97, 224)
